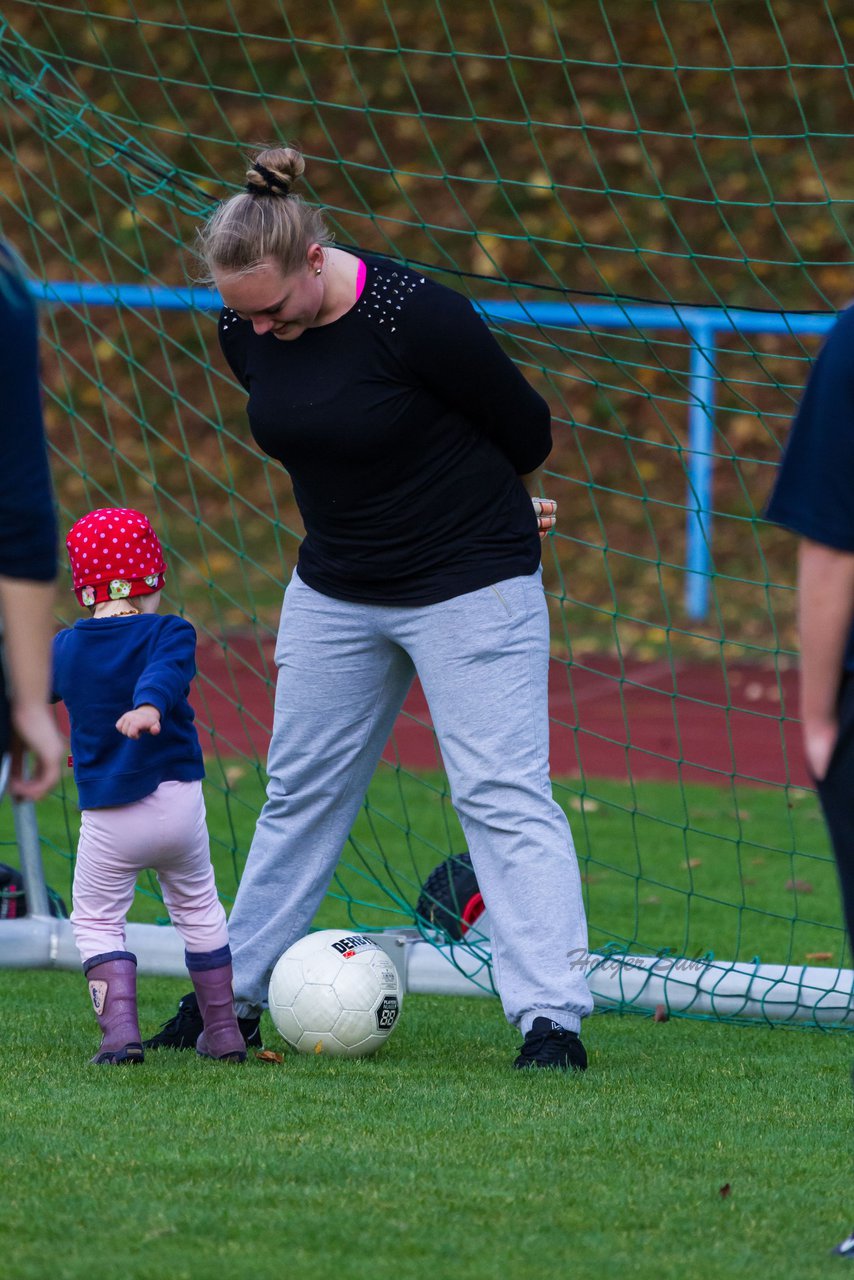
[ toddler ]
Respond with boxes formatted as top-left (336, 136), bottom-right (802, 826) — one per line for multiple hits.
top-left (52, 507), bottom-right (245, 1065)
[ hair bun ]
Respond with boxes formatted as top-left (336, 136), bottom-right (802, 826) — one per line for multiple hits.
top-left (197, 142), bottom-right (329, 281)
top-left (245, 146), bottom-right (305, 197)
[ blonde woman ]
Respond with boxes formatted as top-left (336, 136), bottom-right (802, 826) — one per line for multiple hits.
top-left (148, 147), bottom-right (591, 1070)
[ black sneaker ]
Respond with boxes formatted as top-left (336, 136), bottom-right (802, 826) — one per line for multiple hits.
top-left (513, 1017), bottom-right (588, 1071)
top-left (143, 991), bottom-right (262, 1051)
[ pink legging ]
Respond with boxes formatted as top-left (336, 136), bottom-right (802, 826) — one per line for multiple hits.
top-left (71, 779), bottom-right (230, 964)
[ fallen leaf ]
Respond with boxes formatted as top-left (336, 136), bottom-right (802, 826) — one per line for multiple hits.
top-left (570, 797), bottom-right (600, 813)
top-left (653, 1004), bottom-right (669, 1022)
top-left (750, 857), bottom-right (766, 867)
top-left (805, 952), bottom-right (834, 963)
top-left (785, 879), bottom-right (813, 894)
top-left (719, 1183), bottom-right (731, 1199)
top-left (255, 1049), bottom-right (284, 1064)
top-left (682, 858), bottom-right (702, 869)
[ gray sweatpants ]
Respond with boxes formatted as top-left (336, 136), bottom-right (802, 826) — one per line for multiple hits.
top-left (227, 569), bottom-right (593, 1034)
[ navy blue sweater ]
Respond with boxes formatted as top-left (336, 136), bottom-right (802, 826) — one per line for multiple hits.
top-left (0, 246), bottom-right (57, 582)
top-left (766, 305), bottom-right (854, 669)
top-left (52, 613), bottom-right (204, 809)
top-left (219, 255), bottom-right (551, 605)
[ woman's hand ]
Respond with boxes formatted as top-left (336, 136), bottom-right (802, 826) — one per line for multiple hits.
top-left (9, 701), bottom-right (65, 801)
top-left (532, 496), bottom-right (557, 540)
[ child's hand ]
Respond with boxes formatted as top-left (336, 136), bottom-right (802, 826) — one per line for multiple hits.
top-left (116, 704), bottom-right (161, 739)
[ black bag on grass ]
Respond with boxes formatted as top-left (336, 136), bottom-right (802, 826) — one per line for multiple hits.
top-left (0, 862), bottom-right (68, 920)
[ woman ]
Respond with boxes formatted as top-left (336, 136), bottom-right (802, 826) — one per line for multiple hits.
top-left (765, 304), bottom-right (854, 1254)
top-left (0, 242), bottom-right (63, 802)
top-left (149, 146), bottom-right (592, 1069)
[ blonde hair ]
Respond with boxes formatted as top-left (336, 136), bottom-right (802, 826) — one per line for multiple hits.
top-left (195, 146), bottom-right (332, 282)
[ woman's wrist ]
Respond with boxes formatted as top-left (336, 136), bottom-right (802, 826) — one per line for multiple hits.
top-left (12, 698), bottom-right (55, 729)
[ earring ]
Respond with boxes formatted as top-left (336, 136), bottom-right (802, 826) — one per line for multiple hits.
top-left (315, 268), bottom-right (322, 275)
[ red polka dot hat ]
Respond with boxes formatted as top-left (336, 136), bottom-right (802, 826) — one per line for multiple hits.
top-left (66, 508), bottom-right (167, 607)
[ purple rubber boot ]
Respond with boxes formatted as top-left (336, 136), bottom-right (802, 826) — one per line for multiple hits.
top-left (84, 951), bottom-right (144, 1065)
top-left (188, 947), bottom-right (246, 1063)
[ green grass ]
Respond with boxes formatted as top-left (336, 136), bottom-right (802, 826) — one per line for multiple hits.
top-left (1, 968), bottom-right (852, 1280)
top-left (1, 772), bottom-right (852, 1275)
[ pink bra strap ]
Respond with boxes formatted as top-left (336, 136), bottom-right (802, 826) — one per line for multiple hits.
top-left (355, 258), bottom-right (367, 301)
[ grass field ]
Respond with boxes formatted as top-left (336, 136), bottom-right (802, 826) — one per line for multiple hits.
top-left (1, 770), bottom-right (852, 1277)
top-left (1, 969), bottom-right (852, 1280)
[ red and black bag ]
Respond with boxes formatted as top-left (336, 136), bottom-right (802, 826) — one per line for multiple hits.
top-left (0, 862), bottom-right (67, 919)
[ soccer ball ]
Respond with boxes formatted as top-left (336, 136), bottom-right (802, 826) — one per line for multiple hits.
top-left (268, 929), bottom-right (403, 1057)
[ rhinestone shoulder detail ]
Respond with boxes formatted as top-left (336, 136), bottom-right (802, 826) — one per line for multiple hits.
top-left (354, 267), bottom-right (426, 335)
top-left (220, 307), bottom-right (240, 333)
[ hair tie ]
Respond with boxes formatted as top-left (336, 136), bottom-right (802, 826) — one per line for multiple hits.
top-left (247, 161), bottom-right (291, 197)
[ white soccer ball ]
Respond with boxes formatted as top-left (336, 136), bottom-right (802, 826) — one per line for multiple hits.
top-left (268, 929), bottom-right (403, 1057)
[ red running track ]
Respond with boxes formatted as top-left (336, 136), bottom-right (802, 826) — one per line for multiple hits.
top-left (191, 635), bottom-right (808, 790)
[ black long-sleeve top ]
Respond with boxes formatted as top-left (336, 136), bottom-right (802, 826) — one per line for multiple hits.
top-left (218, 254), bottom-right (551, 605)
top-left (0, 245), bottom-right (57, 582)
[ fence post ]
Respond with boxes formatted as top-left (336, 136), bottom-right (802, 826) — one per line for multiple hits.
top-left (12, 797), bottom-right (51, 919)
top-left (684, 319), bottom-right (717, 620)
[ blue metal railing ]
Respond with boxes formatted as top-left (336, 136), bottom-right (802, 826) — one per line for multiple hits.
top-left (31, 280), bottom-right (836, 619)
top-left (480, 301), bottom-right (834, 618)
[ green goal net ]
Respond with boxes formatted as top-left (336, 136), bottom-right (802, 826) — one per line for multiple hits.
top-left (0, 1), bottom-right (849, 1024)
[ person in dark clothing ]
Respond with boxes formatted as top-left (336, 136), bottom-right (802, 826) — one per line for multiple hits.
top-left (766, 306), bottom-right (854, 1257)
top-left (54, 507), bottom-right (245, 1066)
top-left (148, 144), bottom-right (591, 1070)
top-left (0, 242), bottom-right (63, 801)
top-left (766, 309), bottom-right (854, 949)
